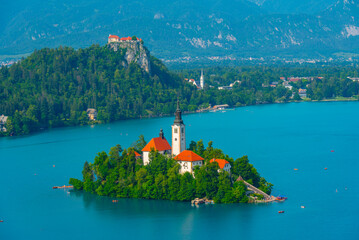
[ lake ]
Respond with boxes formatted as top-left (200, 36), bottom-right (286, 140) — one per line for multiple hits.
top-left (1, 101), bottom-right (358, 240)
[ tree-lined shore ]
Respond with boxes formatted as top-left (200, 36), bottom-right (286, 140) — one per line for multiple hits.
top-left (70, 139), bottom-right (272, 203)
top-left (1, 44), bottom-right (358, 137)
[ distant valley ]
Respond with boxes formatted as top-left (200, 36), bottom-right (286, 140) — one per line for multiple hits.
top-left (0, 0), bottom-right (359, 62)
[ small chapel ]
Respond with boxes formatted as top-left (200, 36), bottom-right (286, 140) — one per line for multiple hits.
top-left (142, 100), bottom-right (205, 174)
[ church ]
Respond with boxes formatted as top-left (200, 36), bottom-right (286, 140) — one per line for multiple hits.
top-left (142, 100), bottom-right (204, 174)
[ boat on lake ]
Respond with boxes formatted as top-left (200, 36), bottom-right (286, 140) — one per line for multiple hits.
top-left (276, 196), bottom-right (288, 202)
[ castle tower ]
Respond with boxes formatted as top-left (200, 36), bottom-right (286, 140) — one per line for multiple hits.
top-left (200, 69), bottom-right (204, 89)
top-left (172, 100), bottom-right (186, 156)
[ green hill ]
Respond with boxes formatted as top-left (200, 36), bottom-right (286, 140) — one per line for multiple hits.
top-left (0, 43), bottom-right (197, 135)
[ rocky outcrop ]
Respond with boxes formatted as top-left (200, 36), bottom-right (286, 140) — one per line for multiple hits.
top-left (108, 41), bottom-right (151, 74)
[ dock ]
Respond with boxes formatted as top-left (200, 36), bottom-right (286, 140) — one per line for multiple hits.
top-left (191, 198), bottom-right (214, 206)
top-left (236, 176), bottom-right (280, 203)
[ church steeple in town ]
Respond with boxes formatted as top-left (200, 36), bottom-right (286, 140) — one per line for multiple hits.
top-left (200, 69), bottom-right (204, 89)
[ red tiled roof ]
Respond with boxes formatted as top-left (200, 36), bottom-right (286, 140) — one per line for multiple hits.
top-left (120, 36), bottom-right (141, 41)
top-left (120, 36), bottom-right (133, 41)
top-left (210, 159), bottom-right (229, 169)
top-left (109, 35), bottom-right (119, 39)
top-left (127, 151), bottom-right (141, 157)
top-left (174, 150), bottom-right (204, 162)
top-left (142, 137), bottom-right (171, 152)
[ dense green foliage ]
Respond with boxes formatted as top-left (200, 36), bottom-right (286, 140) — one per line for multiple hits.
top-left (177, 65), bottom-right (359, 104)
top-left (0, 45), bottom-right (195, 136)
top-left (1, 44), bottom-right (358, 137)
top-left (70, 139), bottom-right (272, 203)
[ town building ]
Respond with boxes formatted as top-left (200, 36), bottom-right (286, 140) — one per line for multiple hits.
top-left (229, 80), bottom-right (241, 87)
top-left (188, 78), bottom-right (200, 88)
top-left (270, 82), bottom-right (278, 87)
top-left (348, 77), bottom-right (359, 82)
top-left (298, 88), bottom-right (307, 98)
top-left (283, 81), bottom-right (293, 90)
top-left (210, 159), bottom-right (231, 174)
top-left (0, 115), bottom-right (8, 132)
top-left (174, 150), bottom-right (204, 174)
top-left (218, 86), bottom-right (232, 90)
top-left (290, 77), bottom-right (300, 82)
top-left (213, 104), bottom-right (229, 110)
top-left (142, 129), bottom-right (172, 165)
top-left (285, 85), bottom-right (293, 90)
top-left (86, 108), bottom-right (97, 120)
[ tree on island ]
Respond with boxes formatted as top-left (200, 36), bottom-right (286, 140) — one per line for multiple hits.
top-left (130, 135), bottom-right (147, 153)
top-left (69, 138), bottom-right (272, 203)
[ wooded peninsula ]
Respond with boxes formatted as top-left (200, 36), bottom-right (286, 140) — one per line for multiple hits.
top-left (1, 41), bottom-right (358, 136)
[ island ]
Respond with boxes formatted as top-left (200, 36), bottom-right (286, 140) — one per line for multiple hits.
top-left (70, 101), bottom-right (273, 203)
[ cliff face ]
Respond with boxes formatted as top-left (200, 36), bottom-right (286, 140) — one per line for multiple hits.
top-left (108, 41), bottom-right (151, 74)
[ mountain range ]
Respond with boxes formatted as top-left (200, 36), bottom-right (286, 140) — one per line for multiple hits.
top-left (0, 0), bottom-right (358, 61)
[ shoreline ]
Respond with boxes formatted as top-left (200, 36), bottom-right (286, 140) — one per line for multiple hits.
top-left (1, 98), bottom-right (358, 138)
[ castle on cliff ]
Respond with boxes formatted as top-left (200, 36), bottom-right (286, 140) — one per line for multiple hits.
top-left (107, 34), bottom-right (150, 73)
top-left (108, 34), bottom-right (142, 43)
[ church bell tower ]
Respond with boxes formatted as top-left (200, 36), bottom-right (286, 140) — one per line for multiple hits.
top-left (172, 100), bottom-right (186, 156)
top-left (200, 69), bottom-right (204, 89)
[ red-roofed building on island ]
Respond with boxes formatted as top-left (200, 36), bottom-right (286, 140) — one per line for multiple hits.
top-left (174, 150), bottom-right (204, 174)
top-left (140, 100), bottom-right (232, 176)
top-left (127, 150), bottom-right (142, 160)
top-left (210, 159), bottom-right (231, 173)
top-left (142, 129), bottom-right (172, 165)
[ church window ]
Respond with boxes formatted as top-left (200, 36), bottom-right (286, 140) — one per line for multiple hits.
top-left (181, 128), bottom-right (184, 133)
top-left (174, 128), bottom-right (178, 133)
top-left (183, 162), bottom-right (188, 169)
top-left (175, 138), bottom-right (177, 141)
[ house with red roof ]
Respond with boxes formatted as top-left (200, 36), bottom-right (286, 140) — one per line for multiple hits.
top-left (174, 150), bottom-right (204, 174)
top-left (108, 34), bottom-right (120, 43)
top-left (210, 159), bottom-right (231, 174)
top-left (142, 129), bottom-right (172, 165)
top-left (127, 150), bottom-right (142, 160)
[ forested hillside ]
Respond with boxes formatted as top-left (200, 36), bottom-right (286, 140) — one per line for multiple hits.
top-left (1, 44), bottom-right (359, 137)
top-left (0, 44), bottom-right (196, 135)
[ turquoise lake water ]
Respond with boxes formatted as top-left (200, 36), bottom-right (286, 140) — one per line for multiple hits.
top-left (1, 101), bottom-right (359, 239)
